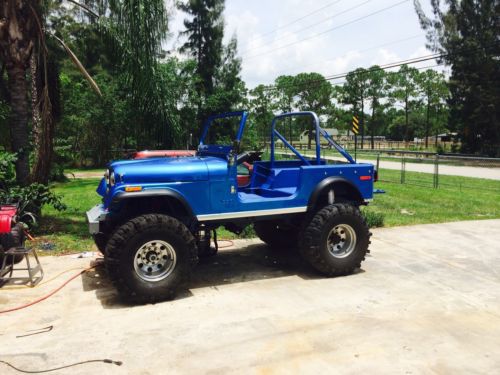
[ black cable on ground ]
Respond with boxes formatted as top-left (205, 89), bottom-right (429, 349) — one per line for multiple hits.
top-left (0, 359), bottom-right (122, 374)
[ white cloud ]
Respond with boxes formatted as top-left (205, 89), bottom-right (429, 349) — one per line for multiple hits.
top-left (371, 48), bottom-right (400, 66)
top-left (409, 45), bottom-right (430, 59)
top-left (168, 0), bottom-right (438, 87)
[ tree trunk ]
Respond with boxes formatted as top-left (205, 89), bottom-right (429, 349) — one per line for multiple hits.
top-left (404, 94), bottom-right (409, 143)
top-left (425, 92), bottom-right (430, 148)
top-left (360, 97), bottom-right (365, 149)
top-left (7, 64), bottom-right (30, 186)
top-left (371, 103), bottom-right (375, 150)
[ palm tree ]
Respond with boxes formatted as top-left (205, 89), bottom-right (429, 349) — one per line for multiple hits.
top-left (0, 0), bottom-right (169, 184)
top-left (0, 1), bottom-right (40, 185)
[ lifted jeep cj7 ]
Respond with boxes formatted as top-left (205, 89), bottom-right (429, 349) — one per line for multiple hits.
top-left (87, 111), bottom-right (375, 303)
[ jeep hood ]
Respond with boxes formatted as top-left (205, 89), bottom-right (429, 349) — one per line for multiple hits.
top-left (110, 156), bottom-right (227, 184)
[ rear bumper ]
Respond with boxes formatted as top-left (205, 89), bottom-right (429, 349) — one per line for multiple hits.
top-left (86, 204), bottom-right (107, 234)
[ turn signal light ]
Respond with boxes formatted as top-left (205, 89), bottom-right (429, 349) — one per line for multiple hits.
top-left (125, 186), bottom-right (142, 192)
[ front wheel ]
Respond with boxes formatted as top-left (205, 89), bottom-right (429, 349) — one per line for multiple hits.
top-left (105, 214), bottom-right (198, 303)
top-left (299, 204), bottom-right (370, 276)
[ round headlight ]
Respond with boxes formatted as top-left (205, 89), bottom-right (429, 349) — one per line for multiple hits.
top-left (110, 172), bottom-right (116, 186)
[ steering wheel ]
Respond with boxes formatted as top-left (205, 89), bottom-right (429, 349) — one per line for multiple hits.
top-left (236, 151), bottom-right (262, 165)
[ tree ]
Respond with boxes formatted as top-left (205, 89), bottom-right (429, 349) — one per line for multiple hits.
top-left (340, 68), bottom-right (369, 148)
top-left (249, 84), bottom-right (274, 143)
top-left (0, 1), bottom-right (39, 185)
top-left (416, 69), bottom-right (449, 147)
top-left (178, 0), bottom-right (225, 129)
top-left (274, 75), bottom-right (298, 144)
top-left (387, 65), bottom-right (420, 142)
top-left (414, 0), bottom-right (500, 156)
top-left (0, 0), bottom-right (172, 183)
top-left (274, 75), bottom-right (296, 112)
top-left (210, 35), bottom-right (247, 114)
top-left (365, 67), bottom-right (386, 149)
top-left (294, 72), bottom-right (332, 148)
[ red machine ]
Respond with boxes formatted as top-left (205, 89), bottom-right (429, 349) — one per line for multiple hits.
top-left (0, 205), bottom-right (17, 234)
top-left (0, 205), bottom-right (43, 285)
top-left (0, 205), bottom-right (25, 267)
top-left (129, 150), bottom-right (196, 159)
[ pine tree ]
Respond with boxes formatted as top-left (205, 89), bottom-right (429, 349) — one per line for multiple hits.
top-left (179, 0), bottom-right (225, 127)
top-left (415, 0), bottom-right (500, 156)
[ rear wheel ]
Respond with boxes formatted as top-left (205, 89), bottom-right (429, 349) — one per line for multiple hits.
top-left (105, 214), bottom-right (198, 303)
top-left (254, 220), bottom-right (298, 249)
top-left (299, 204), bottom-right (370, 276)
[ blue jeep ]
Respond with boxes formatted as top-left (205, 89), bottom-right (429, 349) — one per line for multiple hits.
top-left (87, 111), bottom-right (375, 303)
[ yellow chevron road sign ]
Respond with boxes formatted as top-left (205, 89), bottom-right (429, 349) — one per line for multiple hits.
top-left (352, 116), bottom-right (359, 135)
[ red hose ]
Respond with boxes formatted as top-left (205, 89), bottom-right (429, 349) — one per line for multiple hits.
top-left (0, 266), bottom-right (95, 314)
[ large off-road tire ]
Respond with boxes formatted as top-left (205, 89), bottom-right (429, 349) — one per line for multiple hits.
top-left (254, 220), bottom-right (298, 249)
top-left (299, 203), bottom-right (370, 276)
top-left (92, 233), bottom-right (109, 255)
top-left (105, 214), bottom-right (198, 303)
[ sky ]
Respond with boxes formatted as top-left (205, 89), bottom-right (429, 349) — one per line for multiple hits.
top-left (167, 0), bottom-right (446, 88)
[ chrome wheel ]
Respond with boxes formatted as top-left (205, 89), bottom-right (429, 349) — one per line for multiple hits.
top-left (327, 224), bottom-right (357, 258)
top-left (133, 240), bottom-right (177, 282)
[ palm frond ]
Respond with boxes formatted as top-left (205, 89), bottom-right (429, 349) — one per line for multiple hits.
top-left (51, 34), bottom-right (102, 96)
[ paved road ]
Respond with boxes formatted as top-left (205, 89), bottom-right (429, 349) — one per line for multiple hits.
top-left (68, 171), bottom-right (104, 179)
top-left (1, 219), bottom-right (500, 374)
top-left (278, 151), bottom-right (500, 180)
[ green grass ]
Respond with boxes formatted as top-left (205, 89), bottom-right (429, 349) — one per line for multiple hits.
top-left (35, 179), bottom-right (101, 254)
top-left (364, 170), bottom-right (499, 226)
top-left (35, 172), bottom-right (500, 254)
top-left (379, 168), bottom-right (500, 191)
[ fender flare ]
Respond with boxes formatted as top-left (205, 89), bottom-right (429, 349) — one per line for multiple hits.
top-left (111, 189), bottom-right (195, 218)
top-left (308, 177), bottom-right (363, 209)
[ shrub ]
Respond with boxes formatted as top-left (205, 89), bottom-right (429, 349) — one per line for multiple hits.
top-left (361, 209), bottom-right (385, 228)
top-left (0, 152), bottom-right (66, 225)
top-left (0, 151), bottom-right (17, 189)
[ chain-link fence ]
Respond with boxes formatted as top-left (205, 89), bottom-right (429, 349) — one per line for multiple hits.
top-left (355, 150), bottom-right (500, 192)
top-left (271, 143), bottom-right (500, 192)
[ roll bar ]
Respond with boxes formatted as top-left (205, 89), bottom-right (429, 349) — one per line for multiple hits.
top-left (270, 111), bottom-right (355, 168)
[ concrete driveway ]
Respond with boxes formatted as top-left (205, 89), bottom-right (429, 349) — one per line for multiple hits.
top-left (1, 219), bottom-right (500, 374)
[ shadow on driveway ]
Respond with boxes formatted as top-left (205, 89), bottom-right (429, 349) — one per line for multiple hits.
top-left (80, 242), bottom-right (364, 308)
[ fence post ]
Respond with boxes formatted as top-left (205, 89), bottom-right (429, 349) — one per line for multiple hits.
top-left (433, 154), bottom-right (439, 188)
top-left (376, 152), bottom-right (380, 173)
top-left (401, 154), bottom-right (406, 184)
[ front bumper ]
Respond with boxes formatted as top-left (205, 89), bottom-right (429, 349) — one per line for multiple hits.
top-left (86, 204), bottom-right (108, 234)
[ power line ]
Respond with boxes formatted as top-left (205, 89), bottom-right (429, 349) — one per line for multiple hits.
top-left (241, 0), bottom-right (371, 56)
top-left (244, 0), bottom-right (410, 60)
top-left (259, 39), bottom-right (499, 92)
top-left (259, 52), bottom-right (443, 93)
top-left (256, 0), bottom-right (344, 39)
top-left (325, 53), bottom-right (441, 81)
top-left (277, 33), bottom-right (424, 75)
